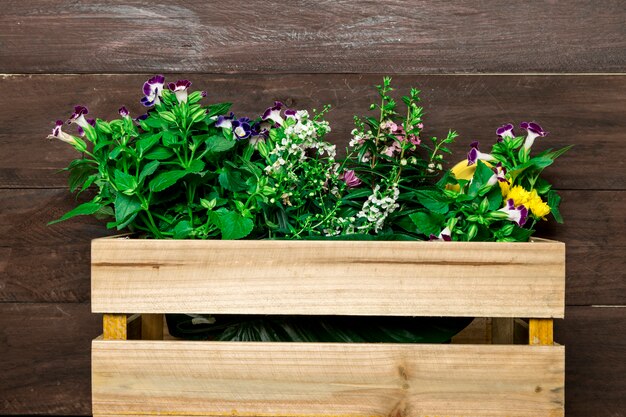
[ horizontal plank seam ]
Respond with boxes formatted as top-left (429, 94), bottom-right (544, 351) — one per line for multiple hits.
top-left (1, 72), bottom-right (626, 77)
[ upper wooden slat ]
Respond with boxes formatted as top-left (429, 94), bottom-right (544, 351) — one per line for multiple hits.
top-left (0, 1), bottom-right (624, 73)
top-left (91, 238), bottom-right (565, 317)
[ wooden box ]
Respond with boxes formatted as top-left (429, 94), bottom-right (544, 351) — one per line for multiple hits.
top-left (91, 237), bottom-right (565, 417)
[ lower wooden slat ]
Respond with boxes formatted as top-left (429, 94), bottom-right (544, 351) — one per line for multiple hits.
top-left (92, 340), bottom-right (564, 417)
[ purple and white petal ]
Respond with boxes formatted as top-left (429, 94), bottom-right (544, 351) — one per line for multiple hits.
top-left (496, 123), bottom-right (515, 141)
top-left (67, 105), bottom-right (91, 129)
top-left (47, 120), bottom-right (82, 149)
top-left (215, 112), bottom-right (235, 129)
top-left (499, 199), bottom-right (528, 227)
top-left (77, 118), bottom-right (96, 137)
top-left (520, 121), bottom-right (548, 150)
top-left (232, 119), bottom-right (252, 140)
top-left (141, 75), bottom-right (165, 107)
top-left (466, 141), bottom-right (495, 165)
top-left (167, 79), bottom-right (192, 103)
top-left (262, 101), bottom-right (285, 126)
top-left (118, 106), bottom-right (130, 118)
top-left (284, 108), bottom-right (298, 120)
top-left (429, 227), bottom-right (452, 241)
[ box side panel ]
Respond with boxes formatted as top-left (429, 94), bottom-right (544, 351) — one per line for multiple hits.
top-left (92, 240), bottom-right (565, 317)
top-left (92, 340), bottom-right (564, 417)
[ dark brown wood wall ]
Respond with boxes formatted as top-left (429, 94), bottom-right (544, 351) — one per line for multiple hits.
top-left (0, 2), bottom-right (624, 416)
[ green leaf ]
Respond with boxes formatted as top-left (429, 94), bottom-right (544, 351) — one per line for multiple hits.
top-left (534, 178), bottom-right (552, 194)
top-left (137, 132), bottom-right (162, 155)
top-left (48, 201), bottom-right (101, 225)
top-left (218, 168), bottom-right (247, 192)
top-left (144, 146), bottom-right (175, 160)
top-left (205, 102), bottom-right (232, 118)
top-left (162, 131), bottom-right (180, 147)
top-left (149, 170), bottom-right (188, 192)
top-left (173, 220), bottom-right (193, 239)
top-left (187, 159), bottom-right (206, 173)
top-left (509, 226), bottom-right (534, 242)
top-left (67, 161), bottom-right (95, 192)
top-left (93, 140), bottom-right (113, 154)
top-left (143, 116), bottom-right (166, 128)
top-left (413, 190), bottom-right (450, 214)
top-left (109, 146), bottom-right (124, 160)
top-left (216, 211), bottom-right (254, 240)
top-left (139, 160), bottom-right (160, 183)
top-left (409, 211), bottom-right (445, 236)
top-left (486, 186), bottom-right (503, 211)
top-left (114, 193), bottom-right (142, 229)
top-left (529, 156), bottom-right (554, 169)
top-left (114, 169), bottom-right (137, 194)
top-left (547, 190), bottom-right (563, 223)
top-left (544, 145), bottom-right (573, 161)
top-left (205, 135), bottom-right (236, 153)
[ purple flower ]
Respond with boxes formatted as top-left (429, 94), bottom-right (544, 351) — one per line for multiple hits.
top-left (168, 79), bottom-right (192, 103)
top-left (66, 105), bottom-right (91, 129)
top-left (499, 199), bottom-right (528, 227)
top-left (262, 101), bottom-right (285, 126)
top-left (47, 120), bottom-right (86, 152)
top-left (249, 121), bottom-right (271, 146)
top-left (496, 123), bottom-right (515, 142)
top-left (284, 108), bottom-right (297, 119)
top-left (339, 170), bottom-right (362, 188)
top-left (520, 121), bottom-right (548, 150)
top-left (232, 118), bottom-right (252, 140)
top-left (429, 227), bottom-right (452, 241)
top-left (77, 118), bottom-right (96, 137)
top-left (118, 106), bottom-right (130, 118)
top-left (467, 141), bottom-right (496, 166)
top-left (140, 75), bottom-right (165, 107)
top-left (486, 162), bottom-right (509, 187)
top-left (215, 112), bottom-right (235, 129)
top-left (200, 91), bottom-right (207, 98)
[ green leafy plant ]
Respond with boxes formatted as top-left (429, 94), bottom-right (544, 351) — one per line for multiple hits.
top-left (48, 76), bottom-right (571, 343)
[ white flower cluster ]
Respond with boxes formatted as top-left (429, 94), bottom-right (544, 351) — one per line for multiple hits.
top-left (323, 216), bottom-right (357, 237)
top-left (265, 112), bottom-right (334, 174)
top-left (349, 128), bottom-right (374, 148)
top-left (356, 184), bottom-right (400, 233)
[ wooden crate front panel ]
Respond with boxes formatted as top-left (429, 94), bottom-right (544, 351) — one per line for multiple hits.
top-left (92, 340), bottom-right (565, 417)
top-left (91, 239), bottom-right (565, 318)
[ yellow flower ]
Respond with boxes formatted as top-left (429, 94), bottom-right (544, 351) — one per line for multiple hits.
top-left (528, 196), bottom-right (551, 219)
top-left (505, 186), bottom-right (551, 219)
top-left (498, 181), bottom-right (510, 197)
top-left (506, 185), bottom-right (532, 207)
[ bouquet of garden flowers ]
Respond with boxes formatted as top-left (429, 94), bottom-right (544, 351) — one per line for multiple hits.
top-left (47, 75), bottom-right (570, 342)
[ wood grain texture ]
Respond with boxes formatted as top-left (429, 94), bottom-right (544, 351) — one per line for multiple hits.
top-left (92, 340), bottom-right (564, 417)
top-left (1, 1), bottom-right (624, 74)
top-left (529, 319), bottom-right (554, 346)
top-left (0, 189), bottom-right (114, 303)
top-left (0, 303), bottom-right (101, 415)
top-left (2, 74), bottom-right (625, 189)
top-left (91, 238), bottom-right (565, 317)
top-left (103, 314), bottom-right (127, 340)
top-left (1, 188), bottom-right (622, 305)
top-left (554, 307), bottom-right (626, 417)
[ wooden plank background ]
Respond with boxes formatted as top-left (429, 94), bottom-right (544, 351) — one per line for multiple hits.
top-left (0, 1), bottom-right (624, 416)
